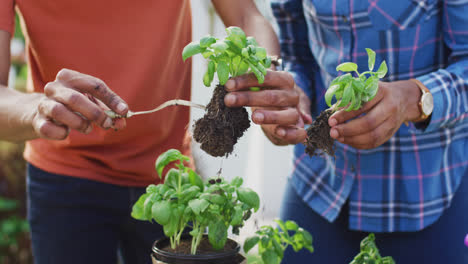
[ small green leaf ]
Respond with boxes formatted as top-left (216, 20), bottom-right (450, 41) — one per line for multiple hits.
top-left (237, 187), bottom-right (260, 212)
top-left (164, 169), bottom-right (180, 189)
top-left (182, 42), bottom-right (205, 61)
top-left (352, 79), bottom-right (365, 93)
top-left (336, 62), bottom-right (358, 72)
top-left (262, 249), bottom-right (280, 264)
top-left (238, 61), bottom-right (250, 76)
top-left (188, 169), bottom-right (204, 191)
top-left (366, 48), bottom-right (376, 71)
top-left (217, 61), bottom-right (230, 85)
top-left (131, 193), bottom-right (150, 220)
top-left (212, 41), bottom-right (229, 53)
top-left (200, 35), bottom-right (216, 48)
top-left (226, 26), bottom-right (247, 49)
top-left (255, 47), bottom-right (267, 60)
top-left (246, 36), bottom-right (258, 46)
top-left (244, 236), bottom-right (260, 253)
top-left (188, 198), bottom-right (210, 215)
top-left (208, 218), bottom-right (228, 250)
top-left (145, 184), bottom-right (158, 194)
top-left (285, 220), bottom-right (299, 231)
top-left (231, 177), bottom-right (243, 188)
top-left (230, 206), bottom-right (244, 226)
top-left (180, 186), bottom-right (201, 203)
top-left (376, 61), bottom-right (388, 78)
top-left (272, 239), bottom-right (284, 259)
top-left (247, 61), bottom-right (265, 84)
top-left (338, 82), bottom-right (353, 107)
top-left (345, 88), bottom-right (356, 111)
top-left (325, 84), bottom-right (341, 107)
top-left (203, 70), bottom-right (211, 87)
top-left (263, 56), bottom-right (272, 69)
top-left (152, 201), bottom-right (172, 225)
top-left (155, 149), bottom-right (189, 177)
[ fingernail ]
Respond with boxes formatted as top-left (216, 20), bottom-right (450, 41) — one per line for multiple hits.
top-left (117, 102), bottom-right (128, 113)
top-left (277, 128), bottom-right (286, 137)
top-left (253, 112), bottom-right (264, 123)
top-left (329, 118), bottom-right (337, 127)
top-left (103, 117), bottom-right (112, 129)
top-left (225, 80), bottom-right (235, 90)
top-left (330, 128), bottom-right (339, 139)
top-left (225, 94), bottom-right (236, 105)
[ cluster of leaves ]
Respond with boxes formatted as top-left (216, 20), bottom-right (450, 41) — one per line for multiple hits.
top-left (349, 234), bottom-right (395, 264)
top-left (0, 198), bottom-right (29, 251)
top-left (182, 26), bottom-right (271, 89)
top-left (325, 48), bottom-right (388, 111)
top-left (131, 149), bottom-right (259, 255)
top-left (244, 219), bottom-right (313, 264)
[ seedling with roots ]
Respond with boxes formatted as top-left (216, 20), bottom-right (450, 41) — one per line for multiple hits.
top-left (305, 48), bottom-right (387, 156)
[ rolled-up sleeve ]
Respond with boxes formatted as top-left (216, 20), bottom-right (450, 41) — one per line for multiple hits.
top-left (0, 0), bottom-right (15, 36)
top-left (415, 0), bottom-right (468, 132)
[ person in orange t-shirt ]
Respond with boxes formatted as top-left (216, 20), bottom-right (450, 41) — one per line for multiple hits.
top-left (0, 0), bottom-right (310, 263)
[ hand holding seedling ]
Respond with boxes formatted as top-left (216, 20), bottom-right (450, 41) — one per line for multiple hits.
top-left (327, 49), bottom-right (422, 149)
top-left (224, 71), bottom-right (312, 145)
top-left (34, 69), bottom-right (128, 139)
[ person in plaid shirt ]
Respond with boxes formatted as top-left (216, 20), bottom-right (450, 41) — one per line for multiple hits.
top-left (224, 0), bottom-right (468, 262)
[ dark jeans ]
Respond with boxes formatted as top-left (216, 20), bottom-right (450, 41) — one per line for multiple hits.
top-left (27, 164), bottom-right (164, 264)
top-left (280, 176), bottom-right (468, 264)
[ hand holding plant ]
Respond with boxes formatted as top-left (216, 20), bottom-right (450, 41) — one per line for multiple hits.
top-left (305, 48), bottom-right (387, 156)
top-left (349, 234), bottom-right (395, 264)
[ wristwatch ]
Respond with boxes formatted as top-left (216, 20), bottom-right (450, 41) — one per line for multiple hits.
top-left (409, 78), bottom-right (434, 123)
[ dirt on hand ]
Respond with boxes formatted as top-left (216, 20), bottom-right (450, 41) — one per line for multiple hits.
top-left (193, 85), bottom-right (250, 157)
top-left (305, 109), bottom-right (336, 157)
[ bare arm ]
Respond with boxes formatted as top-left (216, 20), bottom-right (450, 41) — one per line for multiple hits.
top-left (212, 0), bottom-right (280, 57)
top-left (0, 29), bottom-right (128, 142)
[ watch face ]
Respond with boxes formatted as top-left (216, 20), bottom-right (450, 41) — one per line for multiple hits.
top-left (421, 93), bottom-right (434, 115)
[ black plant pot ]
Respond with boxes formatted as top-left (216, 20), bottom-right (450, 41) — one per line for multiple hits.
top-left (151, 234), bottom-right (246, 264)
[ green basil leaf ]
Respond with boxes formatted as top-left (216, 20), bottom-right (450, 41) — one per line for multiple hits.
top-left (226, 26), bottom-right (246, 49)
top-left (180, 186), bottom-right (201, 203)
top-left (285, 220), bottom-right (299, 231)
top-left (272, 239), bottom-right (284, 259)
top-left (182, 42), bottom-right (205, 61)
top-left (188, 169), bottom-right (204, 191)
top-left (203, 70), bottom-right (211, 87)
top-left (238, 61), bottom-right (250, 76)
top-left (152, 201), bottom-right (172, 225)
top-left (263, 56), bottom-right (272, 69)
top-left (366, 78), bottom-right (379, 101)
top-left (217, 61), bottom-right (230, 85)
top-left (255, 47), bottom-right (267, 60)
top-left (243, 236), bottom-right (260, 253)
top-left (382, 257), bottom-right (396, 264)
top-left (212, 41), bottom-right (229, 53)
top-left (237, 187), bottom-right (260, 212)
top-left (200, 35), bottom-right (216, 48)
top-left (366, 48), bottom-right (376, 71)
top-left (246, 36), bottom-right (258, 46)
top-left (164, 168), bottom-right (180, 189)
top-left (231, 177), bottom-right (243, 188)
top-left (345, 88), bottom-right (356, 111)
top-left (188, 198), bottom-right (210, 215)
top-left (353, 92), bottom-right (362, 111)
top-left (336, 62), bottom-right (358, 72)
top-left (338, 82), bottom-right (353, 107)
top-left (208, 218), bottom-right (228, 250)
top-left (155, 149), bottom-right (189, 178)
top-left (241, 48), bottom-right (249, 58)
top-left (230, 205), bottom-right (244, 226)
top-left (145, 184), bottom-right (158, 194)
top-left (131, 193), bottom-right (150, 220)
top-left (247, 61), bottom-right (265, 84)
top-left (143, 193), bottom-right (156, 219)
top-left (325, 84), bottom-right (341, 107)
top-left (352, 79), bottom-right (365, 93)
top-left (208, 194), bottom-right (226, 205)
top-left (262, 249), bottom-right (280, 264)
top-left (376, 61), bottom-right (388, 78)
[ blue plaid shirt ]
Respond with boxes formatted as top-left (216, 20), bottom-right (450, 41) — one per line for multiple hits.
top-left (271, 0), bottom-right (468, 232)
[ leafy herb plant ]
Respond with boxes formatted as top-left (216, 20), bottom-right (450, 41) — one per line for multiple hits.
top-left (131, 149), bottom-right (260, 255)
top-left (182, 27), bottom-right (271, 157)
top-left (349, 234), bottom-right (395, 264)
top-left (305, 48), bottom-right (387, 156)
top-left (244, 219), bottom-right (314, 264)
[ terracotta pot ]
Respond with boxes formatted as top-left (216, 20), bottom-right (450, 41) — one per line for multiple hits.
top-left (151, 234), bottom-right (246, 264)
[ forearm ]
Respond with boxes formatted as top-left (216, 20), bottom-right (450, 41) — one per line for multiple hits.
top-left (0, 87), bottom-right (42, 142)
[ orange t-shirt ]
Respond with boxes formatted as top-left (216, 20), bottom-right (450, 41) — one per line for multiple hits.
top-left (0, 0), bottom-right (192, 186)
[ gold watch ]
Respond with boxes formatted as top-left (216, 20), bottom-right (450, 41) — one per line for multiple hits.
top-left (409, 78), bottom-right (433, 123)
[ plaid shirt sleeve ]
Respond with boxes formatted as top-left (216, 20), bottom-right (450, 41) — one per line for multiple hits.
top-left (0, 0), bottom-right (15, 36)
top-left (415, 0), bottom-right (468, 132)
top-left (270, 0), bottom-right (317, 99)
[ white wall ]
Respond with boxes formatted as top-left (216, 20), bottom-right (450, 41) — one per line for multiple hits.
top-left (190, 1), bottom-right (293, 222)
